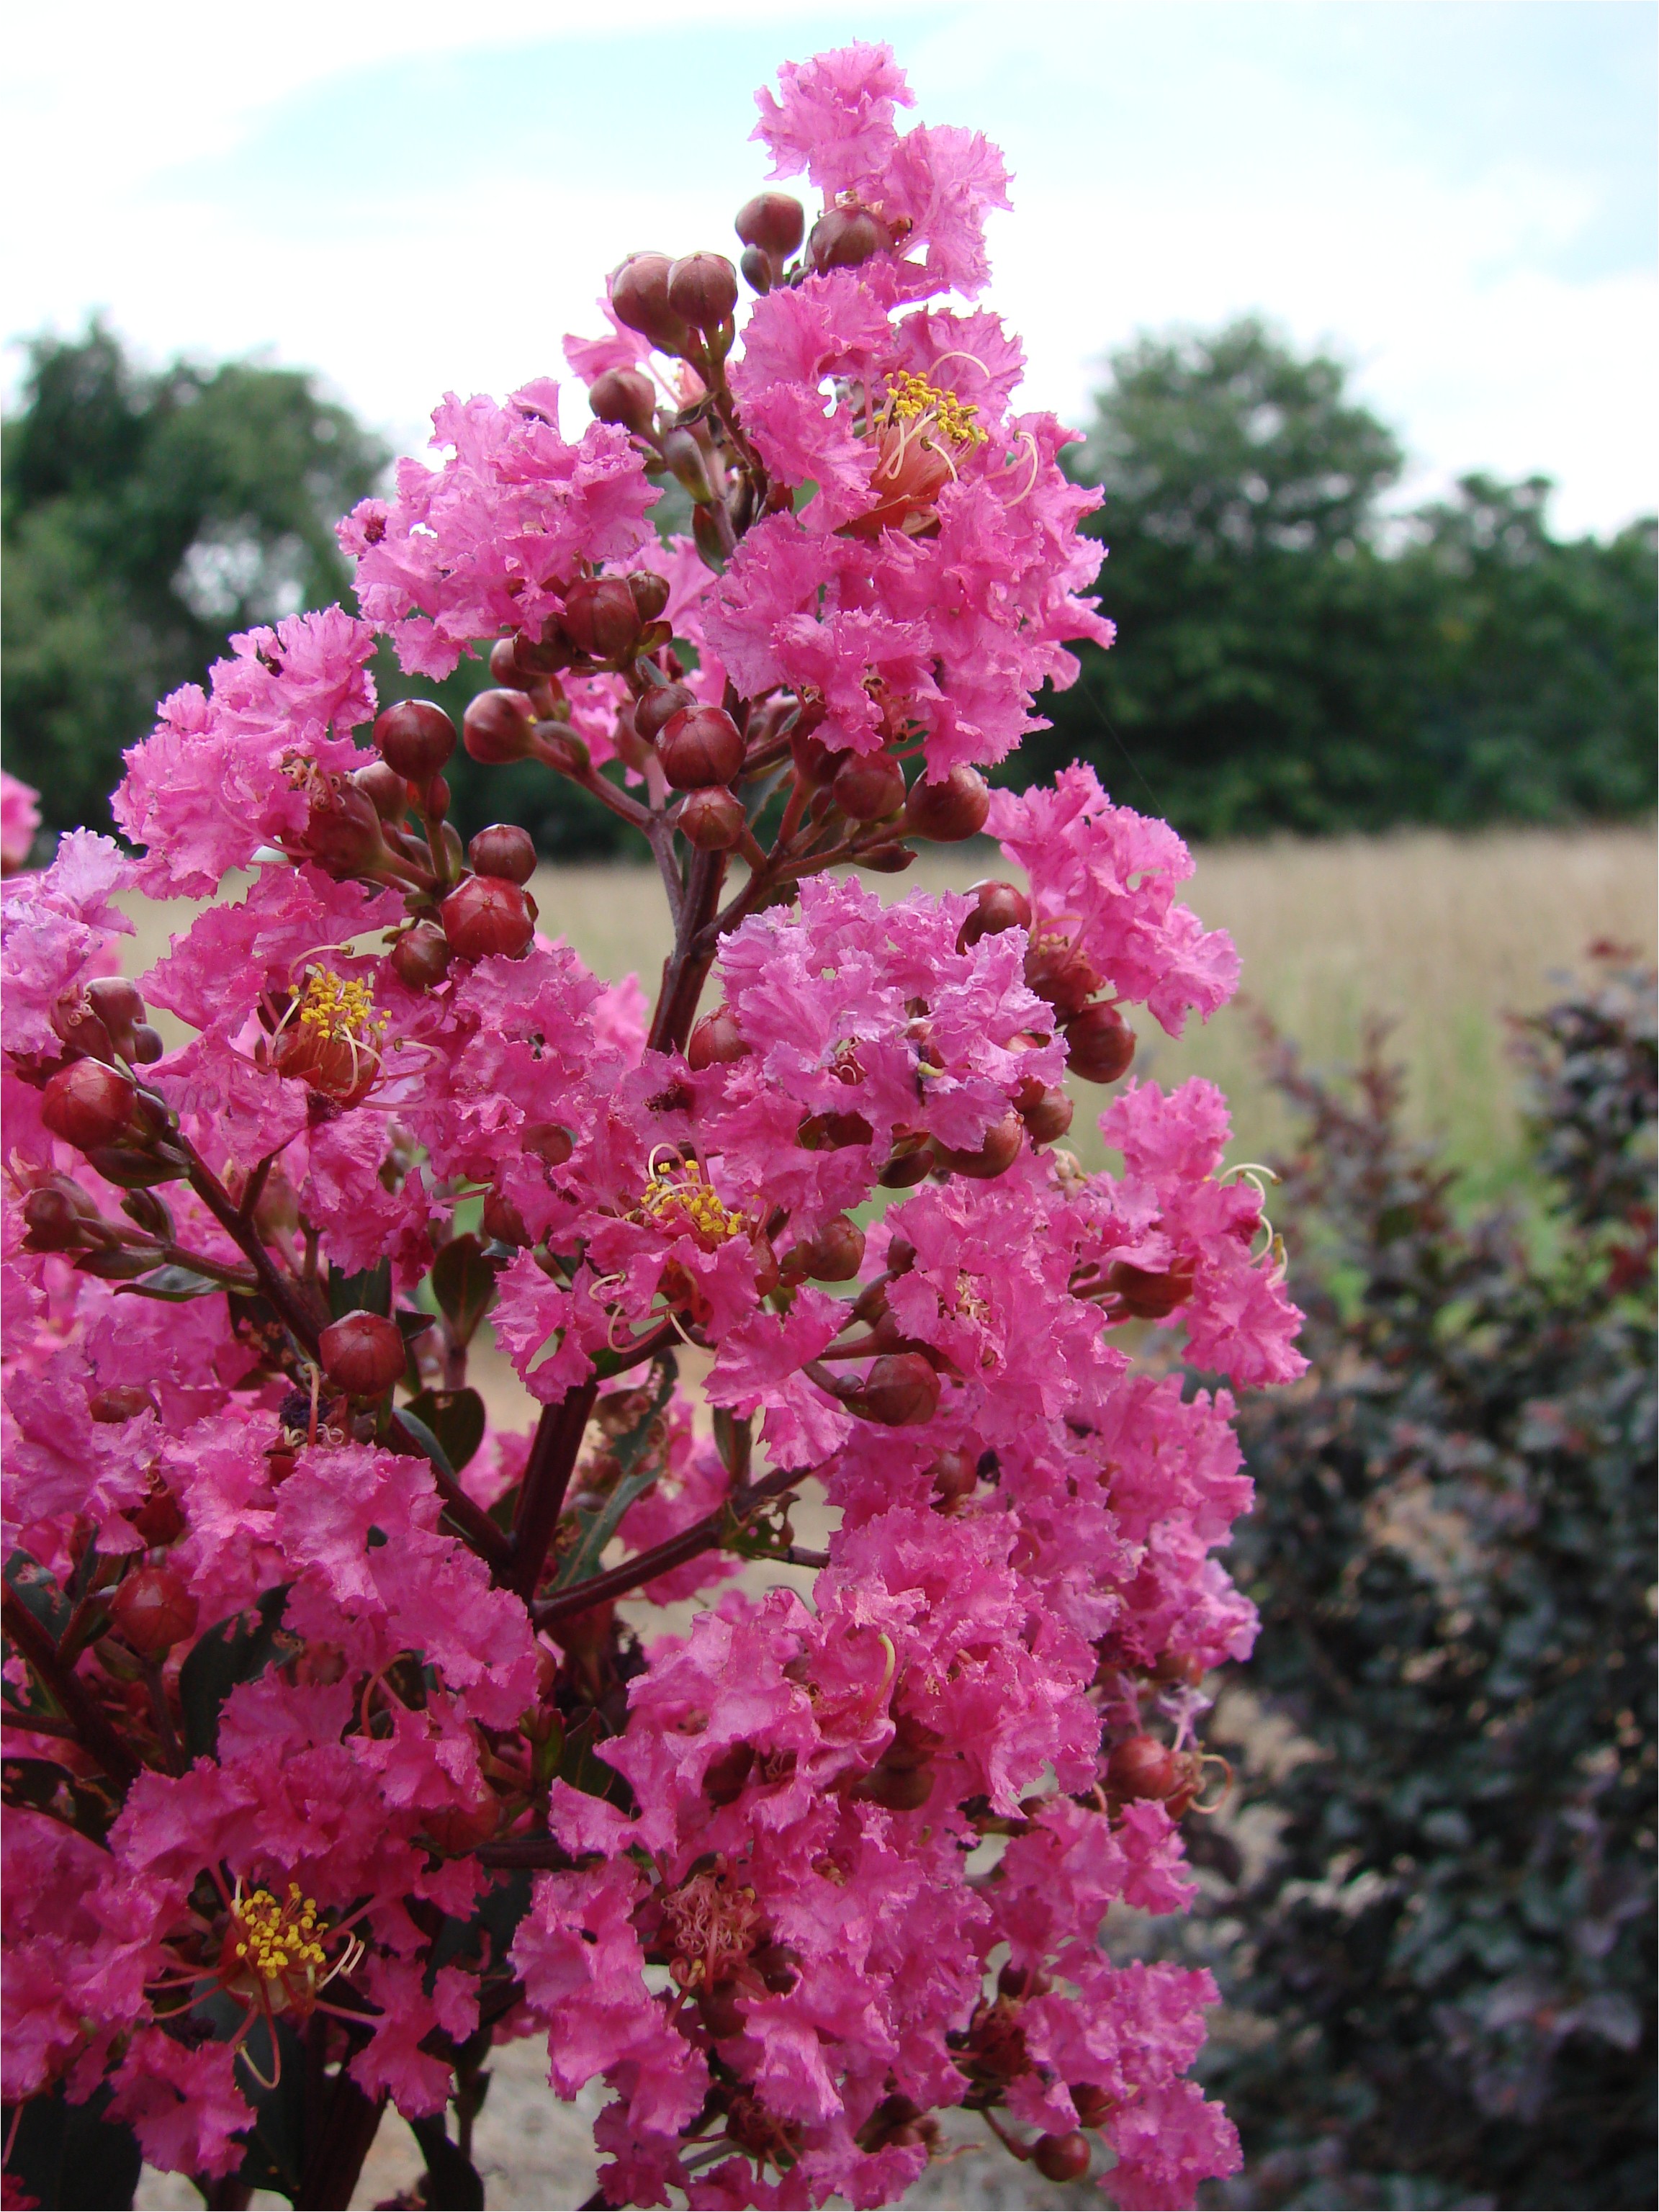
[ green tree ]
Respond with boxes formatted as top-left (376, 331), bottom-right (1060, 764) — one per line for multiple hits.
top-left (1033, 319), bottom-right (1657, 838)
top-left (2, 322), bottom-right (387, 835)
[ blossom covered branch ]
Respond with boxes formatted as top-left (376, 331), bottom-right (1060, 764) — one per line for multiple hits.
top-left (2, 42), bottom-right (1301, 2212)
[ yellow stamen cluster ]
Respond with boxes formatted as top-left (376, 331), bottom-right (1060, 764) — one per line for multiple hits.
top-left (638, 1159), bottom-right (748, 1245)
top-left (884, 371), bottom-right (984, 449)
top-left (295, 967), bottom-right (388, 1046)
top-left (233, 1882), bottom-right (328, 1987)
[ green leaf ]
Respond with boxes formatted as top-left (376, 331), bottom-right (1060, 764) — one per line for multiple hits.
top-left (391, 1407), bottom-right (457, 1483)
top-left (557, 1707), bottom-right (633, 1810)
top-left (4, 1550), bottom-right (73, 1643)
top-left (3, 2080), bottom-right (141, 2211)
top-left (430, 1234), bottom-right (500, 1347)
top-left (0, 1755), bottom-right (117, 1839)
top-left (116, 1262), bottom-right (224, 1301)
top-left (554, 1356), bottom-right (676, 1590)
top-left (409, 2114), bottom-right (486, 2211)
top-left (328, 1256), bottom-right (391, 1319)
top-left (178, 1585), bottom-right (295, 1760)
top-left (404, 1386), bottom-right (487, 1475)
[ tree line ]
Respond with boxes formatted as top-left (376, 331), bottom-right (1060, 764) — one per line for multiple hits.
top-left (3, 318), bottom-right (1653, 855)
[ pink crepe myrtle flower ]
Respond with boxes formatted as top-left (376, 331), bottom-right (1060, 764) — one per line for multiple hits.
top-left (1, 42), bottom-right (1300, 2212)
top-left (0, 770), bottom-right (40, 875)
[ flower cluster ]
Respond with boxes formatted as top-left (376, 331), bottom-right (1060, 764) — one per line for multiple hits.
top-left (1, 45), bottom-right (1301, 2212)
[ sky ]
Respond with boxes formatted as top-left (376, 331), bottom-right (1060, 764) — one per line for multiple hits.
top-left (4, 0), bottom-right (1654, 537)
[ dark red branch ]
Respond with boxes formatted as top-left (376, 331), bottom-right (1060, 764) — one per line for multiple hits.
top-left (507, 1382), bottom-right (600, 1602)
top-left (1, 1590), bottom-right (139, 1787)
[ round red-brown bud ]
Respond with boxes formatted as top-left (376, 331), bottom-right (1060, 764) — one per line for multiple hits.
top-left (1103, 1259), bottom-right (1195, 1321)
top-left (957, 879), bottom-right (1033, 951)
top-left (687, 1007), bottom-right (750, 1070)
top-left (88, 1384), bottom-right (155, 1424)
top-left (42, 1060), bottom-right (138, 1152)
top-left (658, 704), bottom-right (745, 790)
top-left (132, 1475), bottom-right (186, 1545)
top-left (932, 1110), bottom-right (1024, 1182)
top-left (1064, 1002), bottom-right (1136, 1084)
top-left (352, 758), bottom-right (410, 821)
top-left (739, 245), bottom-right (773, 295)
top-left (857, 1758), bottom-right (935, 1812)
top-left (609, 251), bottom-right (691, 356)
top-left (489, 637), bottom-right (526, 688)
top-left (299, 774), bottom-right (386, 875)
top-left (441, 876), bottom-right (536, 961)
top-left (904, 765), bottom-right (989, 842)
top-left (878, 1141), bottom-right (933, 1188)
top-left (1070, 2085), bottom-right (1115, 2130)
top-left (845, 1352), bottom-right (940, 1427)
top-left (634, 682), bottom-right (696, 745)
top-left (22, 1182), bottom-right (101, 1251)
top-left (859, 843), bottom-right (916, 875)
top-left (318, 1310), bottom-right (407, 1398)
top-left (1033, 2131), bottom-right (1091, 2184)
top-left (421, 1791), bottom-right (501, 1856)
top-left (588, 367), bottom-right (658, 437)
top-left (374, 699), bottom-right (456, 781)
top-left (1025, 933), bottom-right (1101, 1017)
top-left (85, 975), bottom-right (145, 1042)
top-left (791, 728), bottom-right (840, 788)
top-left (667, 251), bottom-right (739, 331)
top-left (467, 824), bottom-right (536, 884)
top-left (702, 1740), bottom-right (756, 1807)
top-left (678, 787), bottom-right (747, 851)
top-left (782, 1215), bottom-right (866, 1283)
top-left (111, 1565), bottom-right (198, 1658)
top-left (523, 1121), bottom-right (575, 1167)
top-left (1105, 1733), bottom-right (1183, 1801)
top-left (482, 1189), bottom-right (531, 1246)
top-left (130, 1025), bottom-right (164, 1066)
top-left (1016, 1076), bottom-right (1075, 1145)
top-left (736, 191), bottom-right (806, 258)
top-left (560, 576), bottom-right (643, 662)
top-left (809, 204), bottom-right (891, 271)
top-left (832, 751), bottom-right (905, 822)
top-left (629, 571), bottom-right (672, 624)
top-left (390, 922), bottom-right (452, 990)
top-left (462, 688), bottom-right (537, 765)
top-left (930, 1447), bottom-right (978, 1511)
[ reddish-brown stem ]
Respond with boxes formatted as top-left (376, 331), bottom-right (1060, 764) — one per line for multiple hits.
top-left (508, 1382), bottom-right (600, 1602)
top-left (533, 1463), bottom-right (801, 1631)
top-left (1, 1589), bottom-right (138, 1786)
top-left (142, 1658), bottom-right (186, 1776)
top-left (181, 1140), bottom-right (325, 1353)
top-left (647, 846), bottom-right (728, 1056)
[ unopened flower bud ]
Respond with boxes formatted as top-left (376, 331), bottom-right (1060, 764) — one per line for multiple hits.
top-left (1033, 2132), bottom-right (1091, 2185)
top-left (1105, 1732), bottom-right (1183, 1800)
top-left (878, 1141), bottom-right (933, 1188)
top-left (844, 1352), bottom-right (940, 1427)
top-left (462, 688), bottom-right (537, 765)
top-left (791, 729), bottom-right (840, 788)
top-left (634, 682), bottom-right (696, 744)
top-left (930, 1448), bottom-right (978, 1511)
top-left (904, 765), bottom-right (990, 842)
top-left (1070, 2085), bottom-right (1115, 2130)
top-left (318, 1309), bottom-right (407, 1398)
top-left (374, 699), bottom-right (456, 781)
top-left (390, 922), bottom-right (452, 990)
top-left (658, 704), bottom-right (745, 790)
top-left (482, 1189), bottom-right (531, 1246)
top-left (22, 1181), bottom-right (103, 1251)
top-left (782, 1215), bottom-right (866, 1283)
top-left (561, 576), bottom-right (643, 662)
top-left (736, 191), bottom-right (806, 258)
top-left (441, 876), bottom-right (536, 961)
top-left (609, 251), bottom-right (692, 356)
top-left (702, 1740), bottom-right (756, 1807)
top-left (588, 367), bottom-right (658, 436)
top-left (739, 246), bottom-right (773, 295)
top-left (421, 1792), bottom-right (501, 1856)
top-left (1025, 932), bottom-right (1101, 1016)
top-left (352, 758), bottom-right (411, 820)
top-left (855, 1757), bottom-right (935, 1812)
top-left (660, 428), bottom-right (713, 503)
top-left (300, 773), bottom-right (386, 876)
top-left (1016, 1076), bottom-right (1074, 1144)
top-left (859, 844), bottom-right (916, 875)
top-left (808, 203), bottom-right (891, 271)
top-left (932, 1110), bottom-right (1024, 1181)
top-left (111, 1565), bottom-right (198, 1658)
top-left (957, 879), bottom-right (1032, 950)
top-left (667, 251), bottom-right (739, 331)
top-left (832, 752), bottom-right (905, 822)
top-left (678, 787), bottom-right (747, 851)
top-left (130, 1025), bottom-right (164, 1065)
top-left (467, 824), bottom-right (536, 884)
top-left (86, 976), bottom-right (145, 1048)
top-left (687, 1007), bottom-right (750, 1070)
top-left (42, 1060), bottom-right (139, 1151)
top-left (1104, 1259), bottom-right (1194, 1320)
top-left (523, 1121), bottom-right (575, 1166)
top-left (132, 1474), bottom-right (185, 1545)
top-left (1064, 1002), bottom-right (1136, 1083)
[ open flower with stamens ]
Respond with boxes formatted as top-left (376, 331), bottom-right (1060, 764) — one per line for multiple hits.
top-left (265, 963), bottom-right (390, 1108)
top-left (842, 369), bottom-right (987, 539)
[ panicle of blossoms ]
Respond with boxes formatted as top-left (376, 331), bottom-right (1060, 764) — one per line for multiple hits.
top-left (1, 40), bottom-right (1300, 2212)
